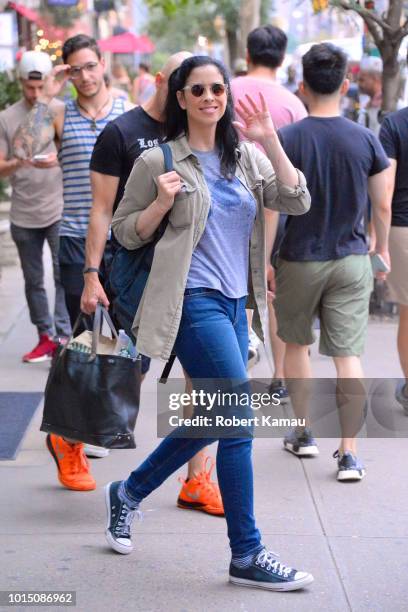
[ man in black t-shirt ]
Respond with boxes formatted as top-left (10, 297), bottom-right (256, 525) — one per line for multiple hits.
top-left (80, 52), bottom-right (224, 517)
top-left (379, 107), bottom-right (408, 414)
top-left (274, 43), bottom-right (391, 481)
top-left (82, 52), bottom-right (191, 323)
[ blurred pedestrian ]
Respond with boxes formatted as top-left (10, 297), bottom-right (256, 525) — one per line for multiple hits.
top-left (357, 56), bottom-right (383, 136)
top-left (379, 104), bottom-right (408, 414)
top-left (105, 55), bottom-right (313, 592)
top-left (111, 62), bottom-right (131, 95)
top-left (231, 25), bottom-right (307, 396)
top-left (284, 64), bottom-right (298, 93)
top-left (0, 51), bottom-right (71, 362)
top-left (103, 73), bottom-right (130, 101)
top-left (13, 34), bottom-right (133, 491)
top-left (274, 43), bottom-right (391, 480)
top-left (233, 58), bottom-right (248, 77)
top-left (132, 62), bottom-right (155, 105)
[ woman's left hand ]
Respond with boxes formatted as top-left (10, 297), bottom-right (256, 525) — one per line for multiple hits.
top-left (233, 92), bottom-right (276, 145)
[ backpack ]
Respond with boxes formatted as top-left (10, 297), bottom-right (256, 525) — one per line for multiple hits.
top-left (108, 143), bottom-right (175, 378)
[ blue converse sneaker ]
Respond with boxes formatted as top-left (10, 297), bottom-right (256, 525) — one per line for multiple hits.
top-left (268, 379), bottom-right (290, 404)
top-left (105, 481), bottom-right (139, 554)
top-left (395, 381), bottom-right (408, 415)
top-left (283, 428), bottom-right (319, 457)
top-left (229, 548), bottom-right (314, 591)
top-left (333, 450), bottom-right (366, 481)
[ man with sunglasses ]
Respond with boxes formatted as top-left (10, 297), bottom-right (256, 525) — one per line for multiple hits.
top-left (13, 34), bottom-right (133, 491)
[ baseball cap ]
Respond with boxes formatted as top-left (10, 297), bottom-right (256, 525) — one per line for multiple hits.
top-left (19, 51), bottom-right (53, 80)
top-left (360, 56), bottom-right (383, 73)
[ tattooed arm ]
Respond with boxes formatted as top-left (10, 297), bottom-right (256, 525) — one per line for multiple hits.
top-left (12, 103), bottom-right (58, 159)
top-left (12, 64), bottom-right (70, 160)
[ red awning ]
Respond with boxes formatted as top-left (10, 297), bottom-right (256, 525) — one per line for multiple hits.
top-left (8, 2), bottom-right (83, 44)
top-left (9, 2), bottom-right (41, 23)
top-left (98, 32), bottom-right (155, 54)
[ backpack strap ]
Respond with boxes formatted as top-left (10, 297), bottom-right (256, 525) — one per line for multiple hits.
top-left (158, 142), bottom-right (176, 383)
top-left (159, 142), bottom-right (173, 173)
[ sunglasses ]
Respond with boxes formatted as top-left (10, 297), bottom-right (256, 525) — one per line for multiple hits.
top-left (181, 82), bottom-right (228, 98)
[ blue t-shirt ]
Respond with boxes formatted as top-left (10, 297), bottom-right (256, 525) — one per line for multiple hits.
top-left (379, 107), bottom-right (408, 227)
top-left (278, 116), bottom-right (389, 261)
top-left (186, 149), bottom-right (256, 298)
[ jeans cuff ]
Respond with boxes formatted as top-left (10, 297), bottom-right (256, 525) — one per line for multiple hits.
top-left (121, 480), bottom-right (142, 508)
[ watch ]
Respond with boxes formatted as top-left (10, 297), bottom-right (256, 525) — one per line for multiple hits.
top-left (83, 267), bottom-right (100, 275)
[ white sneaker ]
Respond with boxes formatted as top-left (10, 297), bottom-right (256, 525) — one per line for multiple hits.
top-left (84, 444), bottom-right (110, 458)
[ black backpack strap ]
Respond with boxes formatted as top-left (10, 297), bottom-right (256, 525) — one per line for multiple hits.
top-left (159, 353), bottom-right (176, 384)
top-left (159, 142), bottom-right (173, 173)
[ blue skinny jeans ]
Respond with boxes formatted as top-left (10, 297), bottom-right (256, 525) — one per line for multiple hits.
top-left (124, 288), bottom-right (262, 556)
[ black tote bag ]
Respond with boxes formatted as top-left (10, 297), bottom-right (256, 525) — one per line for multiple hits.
top-left (41, 304), bottom-right (140, 449)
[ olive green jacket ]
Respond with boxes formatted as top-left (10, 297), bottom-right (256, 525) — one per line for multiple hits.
top-left (112, 135), bottom-right (310, 360)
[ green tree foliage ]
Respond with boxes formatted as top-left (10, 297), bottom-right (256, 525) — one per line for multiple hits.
top-left (0, 72), bottom-right (21, 112)
top-left (0, 72), bottom-right (21, 200)
top-left (148, 2), bottom-right (219, 54)
top-left (146, 0), bottom-right (271, 64)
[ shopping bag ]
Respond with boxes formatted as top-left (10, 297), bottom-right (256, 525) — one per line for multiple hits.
top-left (40, 304), bottom-right (140, 448)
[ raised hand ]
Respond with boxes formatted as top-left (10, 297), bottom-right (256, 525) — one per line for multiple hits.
top-left (233, 92), bottom-right (276, 146)
top-left (39, 65), bottom-right (72, 103)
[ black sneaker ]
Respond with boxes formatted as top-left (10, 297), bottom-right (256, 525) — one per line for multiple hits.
top-left (105, 481), bottom-right (138, 554)
top-left (333, 450), bottom-right (366, 482)
top-left (283, 428), bottom-right (319, 457)
top-left (229, 548), bottom-right (314, 591)
top-left (268, 379), bottom-right (290, 404)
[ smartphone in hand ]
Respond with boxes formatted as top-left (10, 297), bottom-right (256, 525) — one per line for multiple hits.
top-left (370, 253), bottom-right (390, 274)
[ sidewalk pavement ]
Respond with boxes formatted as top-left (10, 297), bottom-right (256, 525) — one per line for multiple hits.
top-left (0, 250), bottom-right (407, 612)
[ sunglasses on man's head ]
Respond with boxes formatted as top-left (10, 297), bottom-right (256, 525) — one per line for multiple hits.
top-left (181, 82), bottom-right (228, 97)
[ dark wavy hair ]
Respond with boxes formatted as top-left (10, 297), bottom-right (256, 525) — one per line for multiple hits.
top-left (62, 34), bottom-right (101, 63)
top-left (164, 56), bottom-right (239, 179)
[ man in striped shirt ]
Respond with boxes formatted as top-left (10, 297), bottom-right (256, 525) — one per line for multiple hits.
top-left (14, 35), bottom-right (132, 491)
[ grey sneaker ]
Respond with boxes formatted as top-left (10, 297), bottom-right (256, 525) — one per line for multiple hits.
top-left (333, 450), bottom-right (366, 482)
top-left (395, 381), bottom-right (408, 416)
top-left (283, 428), bottom-right (319, 457)
top-left (105, 481), bottom-right (139, 554)
top-left (230, 548), bottom-right (314, 592)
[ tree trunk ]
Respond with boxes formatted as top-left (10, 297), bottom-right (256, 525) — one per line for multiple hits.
top-left (238, 0), bottom-right (261, 57)
top-left (381, 44), bottom-right (401, 112)
top-left (226, 29), bottom-right (239, 68)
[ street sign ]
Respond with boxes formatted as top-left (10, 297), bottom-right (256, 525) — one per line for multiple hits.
top-left (46, 0), bottom-right (79, 6)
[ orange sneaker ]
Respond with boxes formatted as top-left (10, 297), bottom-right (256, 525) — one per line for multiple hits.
top-left (46, 434), bottom-right (96, 491)
top-left (177, 456), bottom-right (224, 516)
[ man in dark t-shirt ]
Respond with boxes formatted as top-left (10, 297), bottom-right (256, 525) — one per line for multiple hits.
top-left (274, 43), bottom-right (391, 481)
top-left (379, 108), bottom-right (408, 413)
top-left (80, 52), bottom-right (224, 517)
